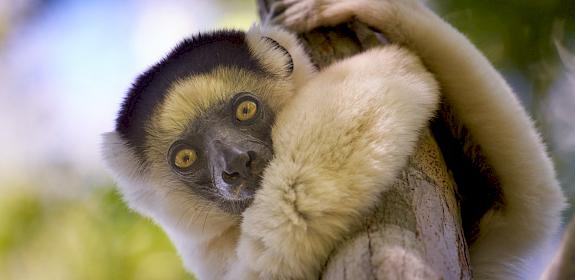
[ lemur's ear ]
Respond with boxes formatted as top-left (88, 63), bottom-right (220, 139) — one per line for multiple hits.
top-left (246, 24), bottom-right (316, 85)
top-left (262, 36), bottom-right (294, 75)
top-left (246, 26), bottom-right (298, 78)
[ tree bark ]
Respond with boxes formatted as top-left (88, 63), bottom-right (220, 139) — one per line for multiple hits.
top-left (257, 1), bottom-right (472, 279)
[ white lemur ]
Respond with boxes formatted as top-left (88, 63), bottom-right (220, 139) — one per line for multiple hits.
top-left (102, 0), bottom-right (566, 279)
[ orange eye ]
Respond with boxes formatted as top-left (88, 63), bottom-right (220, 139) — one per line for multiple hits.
top-left (235, 100), bottom-right (258, 121)
top-left (174, 148), bottom-right (197, 169)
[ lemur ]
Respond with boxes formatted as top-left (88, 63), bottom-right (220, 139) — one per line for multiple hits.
top-left (102, 0), bottom-right (566, 279)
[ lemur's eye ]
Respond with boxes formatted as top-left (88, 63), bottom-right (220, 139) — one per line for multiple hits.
top-left (232, 93), bottom-right (261, 123)
top-left (174, 148), bottom-right (197, 169)
top-left (236, 100), bottom-right (258, 121)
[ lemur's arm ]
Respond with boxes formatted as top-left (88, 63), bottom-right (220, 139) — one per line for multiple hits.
top-left (274, 0), bottom-right (566, 278)
top-left (229, 45), bottom-right (439, 279)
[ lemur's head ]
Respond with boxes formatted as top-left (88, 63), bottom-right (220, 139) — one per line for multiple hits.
top-left (102, 26), bottom-right (314, 229)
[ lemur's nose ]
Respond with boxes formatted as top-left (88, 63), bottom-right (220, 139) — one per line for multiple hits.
top-left (220, 146), bottom-right (253, 184)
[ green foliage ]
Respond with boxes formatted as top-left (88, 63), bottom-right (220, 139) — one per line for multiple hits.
top-left (434, 0), bottom-right (575, 70)
top-left (0, 185), bottom-right (194, 280)
top-left (434, 0), bottom-right (575, 115)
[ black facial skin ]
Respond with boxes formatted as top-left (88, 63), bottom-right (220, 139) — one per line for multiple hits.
top-left (167, 93), bottom-right (274, 215)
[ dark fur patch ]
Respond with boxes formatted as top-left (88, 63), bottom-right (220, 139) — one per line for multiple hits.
top-left (115, 30), bottom-right (266, 159)
top-left (431, 100), bottom-right (505, 244)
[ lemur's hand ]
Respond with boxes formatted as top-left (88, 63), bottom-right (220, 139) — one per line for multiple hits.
top-left (270, 0), bottom-right (421, 33)
top-left (235, 165), bottom-right (339, 279)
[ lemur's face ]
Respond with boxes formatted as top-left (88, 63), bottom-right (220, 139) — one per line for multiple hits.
top-left (140, 64), bottom-right (292, 215)
top-left (164, 92), bottom-right (274, 214)
top-left (106, 27), bottom-right (315, 217)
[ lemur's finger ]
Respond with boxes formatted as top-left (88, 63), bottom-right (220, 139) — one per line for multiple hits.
top-left (272, 0), bottom-right (317, 32)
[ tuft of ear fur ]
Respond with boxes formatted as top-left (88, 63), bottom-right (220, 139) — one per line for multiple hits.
top-left (246, 24), bottom-right (316, 89)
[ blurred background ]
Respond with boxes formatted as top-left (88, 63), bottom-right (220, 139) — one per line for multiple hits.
top-left (0, 0), bottom-right (573, 279)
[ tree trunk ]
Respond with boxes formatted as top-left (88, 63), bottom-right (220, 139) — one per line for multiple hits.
top-left (257, 1), bottom-right (472, 279)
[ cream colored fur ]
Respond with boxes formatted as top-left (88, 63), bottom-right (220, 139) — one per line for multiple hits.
top-left (102, 25), bottom-right (318, 280)
top-left (231, 45), bottom-right (439, 279)
top-left (103, 1), bottom-right (566, 278)
top-left (274, 0), bottom-right (567, 278)
top-left (103, 24), bottom-right (439, 279)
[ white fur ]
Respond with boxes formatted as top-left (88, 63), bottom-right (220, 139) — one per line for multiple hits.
top-left (102, 132), bottom-right (240, 279)
top-left (275, 0), bottom-right (567, 278)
